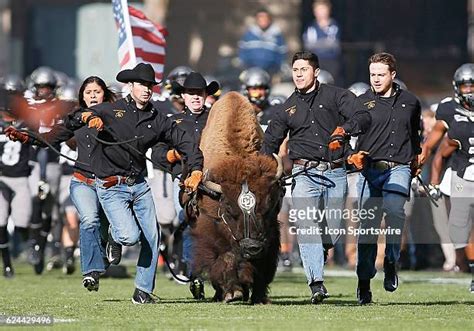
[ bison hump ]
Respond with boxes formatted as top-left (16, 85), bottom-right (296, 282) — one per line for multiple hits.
top-left (200, 91), bottom-right (264, 171)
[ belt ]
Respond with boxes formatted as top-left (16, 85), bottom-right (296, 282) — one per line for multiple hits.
top-left (369, 160), bottom-right (401, 171)
top-left (293, 159), bottom-right (342, 171)
top-left (73, 172), bottom-right (95, 186)
top-left (100, 175), bottom-right (137, 189)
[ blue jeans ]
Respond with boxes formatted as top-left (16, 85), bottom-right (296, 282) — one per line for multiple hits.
top-left (95, 176), bottom-right (160, 294)
top-left (173, 178), bottom-right (193, 275)
top-left (356, 165), bottom-right (411, 280)
top-left (70, 178), bottom-right (107, 275)
top-left (291, 166), bottom-right (347, 284)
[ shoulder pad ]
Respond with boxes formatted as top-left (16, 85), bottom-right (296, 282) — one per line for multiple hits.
top-left (454, 114), bottom-right (469, 122)
top-left (440, 97), bottom-right (453, 104)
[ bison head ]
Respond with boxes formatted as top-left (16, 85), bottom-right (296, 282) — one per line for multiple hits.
top-left (199, 154), bottom-right (284, 259)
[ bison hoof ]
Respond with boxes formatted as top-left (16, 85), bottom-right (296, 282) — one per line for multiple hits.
top-left (224, 290), bottom-right (244, 303)
top-left (251, 297), bottom-right (271, 305)
top-left (224, 292), bottom-right (233, 303)
top-left (233, 290), bottom-right (244, 300)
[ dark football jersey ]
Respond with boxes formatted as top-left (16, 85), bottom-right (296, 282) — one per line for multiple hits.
top-left (26, 97), bottom-right (75, 163)
top-left (435, 97), bottom-right (457, 129)
top-left (0, 130), bottom-right (32, 177)
top-left (447, 114), bottom-right (474, 181)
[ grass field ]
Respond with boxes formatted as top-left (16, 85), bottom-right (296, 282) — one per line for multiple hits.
top-left (0, 262), bottom-right (472, 330)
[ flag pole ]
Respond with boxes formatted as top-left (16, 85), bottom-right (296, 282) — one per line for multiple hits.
top-left (120, 0), bottom-right (137, 67)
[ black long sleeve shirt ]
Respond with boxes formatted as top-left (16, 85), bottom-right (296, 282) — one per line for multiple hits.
top-left (35, 113), bottom-right (99, 178)
top-left (355, 84), bottom-right (422, 164)
top-left (261, 83), bottom-right (371, 161)
top-left (151, 107), bottom-right (209, 178)
top-left (0, 124), bottom-right (33, 177)
top-left (447, 114), bottom-right (474, 180)
top-left (73, 96), bottom-right (203, 178)
top-left (37, 99), bottom-right (181, 179)
top-left (435, 97), bottom-right (457, 129)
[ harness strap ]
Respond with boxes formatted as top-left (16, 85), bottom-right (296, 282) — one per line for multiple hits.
top-left (217, 207), bottom-right (239, 242)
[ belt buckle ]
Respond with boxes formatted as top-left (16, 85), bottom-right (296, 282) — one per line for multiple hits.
top-left (382, 161), bottom-right (392, 170)
top-left (375, 161), bottom-right (389, 171)
top-left (316, 162), bottom-right (329, 171)
top-left (125, 176), bottom-right (136, 186)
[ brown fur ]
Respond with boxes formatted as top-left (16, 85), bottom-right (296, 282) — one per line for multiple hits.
top-left (191, 92), bottom-right (282, 304)
top-left (200, 91), bottom-right (264, 171)
top-left (191, 154), bottom-right (283, 304)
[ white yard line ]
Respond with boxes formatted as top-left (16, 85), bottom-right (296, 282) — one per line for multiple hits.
top-left (53, 318), bottom-right (77, 323)
top-left (287, 267), bottom-right (471, 285)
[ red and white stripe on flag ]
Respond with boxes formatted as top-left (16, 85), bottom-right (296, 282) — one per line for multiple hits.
top-left (112, 0), bottom-right (167, 85)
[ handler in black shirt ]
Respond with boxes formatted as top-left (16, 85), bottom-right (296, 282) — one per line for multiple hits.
top-left (348, 53), bottom-right (422, 304)
top-left (261, 51), bottom-right (371, 304)
top-left (152, 72), bottom-right (218, 300)
top-left (84, 64), bottom-right (204, 304)
top-left (24, 63), bottom-right (202, 304)
top-left (152, 72), bottom-right (216, 179)
top-left (6, 76), bottom-right (118, 289)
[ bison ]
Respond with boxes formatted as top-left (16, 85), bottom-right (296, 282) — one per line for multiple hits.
top-left (188, 92), bottom-right (284, 304)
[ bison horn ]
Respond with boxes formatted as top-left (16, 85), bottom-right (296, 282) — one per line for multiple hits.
top-left (203, 179), bottom-right (223, 194)
top-left (202, 169), bottom-right (222, 193)
top-left (273, 153), bottom-right (283, 179)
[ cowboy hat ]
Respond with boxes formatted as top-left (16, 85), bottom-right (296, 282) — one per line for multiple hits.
top-left (116, 63), bottom-right (160, 85)
top-left (172, 72), bottom-right (219, 95)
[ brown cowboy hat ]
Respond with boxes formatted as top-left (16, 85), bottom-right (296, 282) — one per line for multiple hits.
top-left (172, 72), bottom-right (219, 95)
top-left (116, 63), bottom-right (160, 85)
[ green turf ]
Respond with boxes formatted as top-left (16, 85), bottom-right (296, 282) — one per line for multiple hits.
top-left (0, 263), bottom-right (472, 330)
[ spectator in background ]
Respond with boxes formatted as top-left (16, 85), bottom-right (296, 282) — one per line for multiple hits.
top-left (238, 8), bottom-right (288, 77)
top-left (302, 0), bottom-right (342, 85)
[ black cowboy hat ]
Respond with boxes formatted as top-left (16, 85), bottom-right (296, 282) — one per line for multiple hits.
top-left (116, 63), bottom-right (160, 85)
top-left (172, 72), bottom-right (219, 95)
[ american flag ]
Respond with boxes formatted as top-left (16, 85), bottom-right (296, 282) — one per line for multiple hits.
top-left (112, 0), bottom-right (167, 83)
